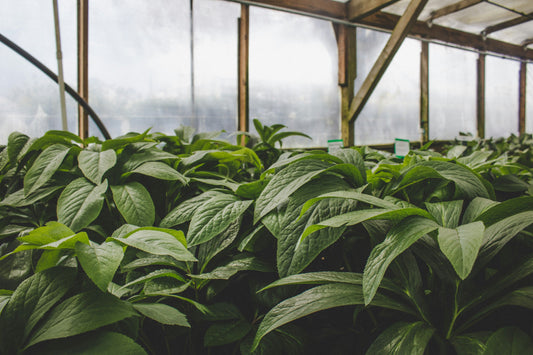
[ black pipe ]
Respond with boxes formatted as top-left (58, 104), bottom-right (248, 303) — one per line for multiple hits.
top-left (0, 32), bottom-right (111, 140)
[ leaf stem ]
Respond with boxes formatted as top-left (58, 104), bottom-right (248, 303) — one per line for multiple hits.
top-left (445, 280), bottom-right (460, 339)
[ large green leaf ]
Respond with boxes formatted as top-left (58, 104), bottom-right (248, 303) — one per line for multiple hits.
top-left (129, 161), bottom-right (187, 183)
top-left (133, 303), bottom-right (189, 327)
top-left (75, 241), bottom-right (124, 292)
top-left (190, 255), bottom-right (272, 280)
top-left (475, 196), bottom-right (533, 227)
top-left (462, 197), bottom-right (499, 224)
top-left (26, 291), bottom-right (138, 348)
top-left (425, 200), bottom-right (463, 228)
top-left (197, 217), bottom-right (241, 272)
top-left (121, 147), bottom-right (178, 171)
top-left (300, 191), bottom-right (398, 217)
top-left (24, 144), bottom-right (71, 196)
top-left (484, 327), bottom-right (533, 355)
top-left (363, 216), bottom-right (439, 305)
top-left (251, 283), bottom-right (411, 351)
top-left (0, 267), bottom-right (76, 353)
top-left (254, 159), bottom-right (332, 223)
top-left (111, 182), bottom-right (155, 226)
top-left (78, 149), bottom-right (117, 184)
top-left (366, 321), bottom-right (434, 355)
top-left (437, 221), bottom-right (485, 280)
top-left (159, 190), bottom-right (223, 228)
top-left (121, 269), bottom-right (187, 289)
top-left (450, 334), bottom-right (487, 355)
top-left (331, 148), bottom-right (367, 182)
top-left (29, 331), bottom-right (147, 355)
top-left (188, 195), bottom-right (252, 246)
top-left (204, 320), bottom-right (251, 347)
top-left (0, 185), bottom-right (64, 207)
top-left (7, 131), bottom-right (29, 164)
top-left (18, 222), bottom-right (74, 245)
top-left (57, 178), bottom-right (108, 232)
top-left (111, 228), bottom-right (196, 262)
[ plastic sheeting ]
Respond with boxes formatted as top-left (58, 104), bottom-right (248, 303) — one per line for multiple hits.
top-left (429, 44), bottom-right (477, 140)
top-left (249, 7), bottom-right (339, 148)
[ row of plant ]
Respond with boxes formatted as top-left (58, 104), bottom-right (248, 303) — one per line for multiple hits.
top-left (1, 124), bottom-right (532, 354)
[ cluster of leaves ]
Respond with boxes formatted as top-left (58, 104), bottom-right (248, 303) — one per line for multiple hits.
top-left (1, 126), bottom-right (532, 354)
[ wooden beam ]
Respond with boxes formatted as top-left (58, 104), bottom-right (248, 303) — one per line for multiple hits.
top-left (483, 12), bottom-right (533, 35)
top-left (519, 61), bottom-right (526, 135)
top-left (348, 0), bottom-right (428, 123)
top-left (357, 11), bottom-right (533, 61)
top-left (420, 40), bottom-right (429, 143)
top-left (77, 0), bottom-right (89, 140)
top-left (334, 24), bottom-right (357, 146)
top-left (347, 0), bottom-right (399, 21)
top-left (247, 0), bottom-right (346, 20)
top-left (429, 0), bottom-right (482, 21)
top-left (477, 53), bottom-right (485, 139)
top-left (238, 4), bottom-right (249, 144)
top-left (522, 38), bottom-right (533, 47)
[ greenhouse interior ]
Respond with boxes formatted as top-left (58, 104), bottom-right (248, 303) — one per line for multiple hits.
top-left (2, 0), bottom-right (533, 354)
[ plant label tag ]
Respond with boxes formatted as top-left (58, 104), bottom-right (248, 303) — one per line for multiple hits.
top-left (328, 139), bottom-right (343, 153)
top-left (394, 138), bottom-right (410, 158)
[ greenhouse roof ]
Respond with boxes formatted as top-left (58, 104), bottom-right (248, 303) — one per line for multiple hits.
top-left (239, 0), bottom-right (533, 61)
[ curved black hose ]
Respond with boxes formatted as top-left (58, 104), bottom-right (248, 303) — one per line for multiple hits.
top-left (0, 32), bottom-right (111, 140)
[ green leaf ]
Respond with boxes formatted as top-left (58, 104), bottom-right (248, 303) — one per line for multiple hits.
top-left (188, 196), bottom-right (253, 246)
top-left (366, 321), bottom-right (434, 355)
top-left (75, 241), bottom-right (124, 292)
top-left (159, 191), bottom-right (223, 228)
top-left (26, 291), bottom-right (138, 348)
top-left (24, 144), bottom-right (71, 196)
top-left (252, 283), bottom-right (411, 351)
top-left (0, 267), bottom-right (76, 353)
top-left (258, 271), bottom-right (403, 295)
top-left (19, 222), bottom-right (74, 245)
top-left (425, 200), bottom-right (463, 228)
top-left (0, 185), bottom-right (64, 207)
top-left (197, 217), bottom-right (241, 271)
top-left (111, 182), bottom-right (155, 226)
top-left (121, 269), bottom-right (187, 289)
top-left (462, 197), bottom-right (499, 224)
top-left (78, 149), bottom-right (116, 184)
top-left (130, 161), bottom-right (187, 183)
top-left (7, 132), bottom-right (29, 163)
top-left (484, 327), bottom-right (533, 355)
top-left (57, 178), bottom-right (108, 232)
top-left (438, 221), bottom-right (485, 280)
top-left (475, 196), bottom-right (533, 227)
top-left (204, 319), bottom-right (251, 347)
top-left (254, 159), bottom-right (332, 223)
top-left (190, 255), bottom-right (272, 280)
top-left (30, 331), bottom-right (147, 355)
top-left (331, 148), bottom-right (367, 182)
top-left (2, 231), bottom-right (89, 261)
top-left (451, 334), bottom-right (487, 355)
top-left (111, 228), bottom-right (196, 262)
top-left (300, 191), bottom-right (399, 217)
top-left (363, 216), bottom-right (439, 305)
top-left (133, 303), bottom-right (190, 327)
top-left (122, 147), bottom-right (178, 171)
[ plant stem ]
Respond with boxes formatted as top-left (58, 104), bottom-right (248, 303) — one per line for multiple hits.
top-left (445, 280), bottom-right (460, 339)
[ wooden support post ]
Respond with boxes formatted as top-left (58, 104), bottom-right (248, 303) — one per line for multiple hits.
top-left (347, 0), bottom-right (428, 124)
top-left (420, 40), bottom-right (429, 143)
top-left (476, 53), bottom-right (485, 139)
top-left (238, 4), bottom-right (249, 145)
top-left (334, 24), bottom-right (357, 147)
top-left (519, 61), bottom-right (527, 135)
top-left (77, 0), bottom-right (89, 140)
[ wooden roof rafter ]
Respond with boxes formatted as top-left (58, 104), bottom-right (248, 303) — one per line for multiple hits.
top-left (347, 0), bottom-right (399, 21)
top-left (522, 38), bottom-right (533, 48)
top-left (428, 0), bottom-right (483, 21)
top-left (483, 11), bottom-right (533, 36)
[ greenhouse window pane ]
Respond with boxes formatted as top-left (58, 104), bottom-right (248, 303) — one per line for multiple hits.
top-left (249, 7), bottom-right (339, 148)
top-left (527, 63), bottom-right (533, 134)
top-left (0, 0), bottom-right (77, 142)
top-left (429, 44), bottom-right (477, 140)
top-left (89, 0), bottom-right (191, 138)
top-left (485, 56), bottom-right (519, 138)
top-left (354, 29), bottom-right (420, 145)
top-left (193, 0), bottom-right (239, 136)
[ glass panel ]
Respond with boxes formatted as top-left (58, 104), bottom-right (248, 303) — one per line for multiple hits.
top-left (249, 7), bottom-right (339, 148)
top-left (354, 29), bottom-right (420, 145)
top-left (193, 0), bottom-right (240, 136)
top-left (89, 0), bottom-right (191, 138)
top-left (429, 44), bottom-right (477, 140)
top-left (0, 0), bottom-right (77, 142)
top-left (485, 56), bottom-right (519, 138)
top-left (527, 63), bottom-right (533, 133)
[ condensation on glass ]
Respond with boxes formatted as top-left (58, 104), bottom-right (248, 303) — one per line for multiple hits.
top-left (89, 0), bottom-right (192, 138)
top-left (0, 0), bottom-right (77, 143)
top-left (353, 28), bottom-right (420, 145)
top-left (429, 44), bottom-right (476, 140)
top-left (485, 56), bottom-right (519, 138)
top-left (249, 7), bottom-right (339, 148)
